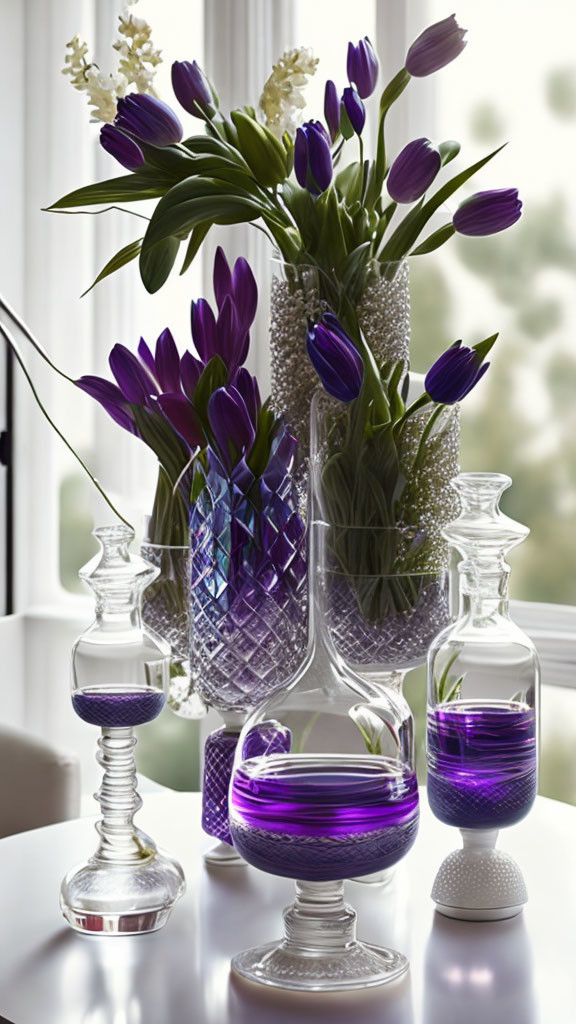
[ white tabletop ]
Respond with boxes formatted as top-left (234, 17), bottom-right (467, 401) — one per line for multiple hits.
top-left (0, 790), bottom-right (573, 1024)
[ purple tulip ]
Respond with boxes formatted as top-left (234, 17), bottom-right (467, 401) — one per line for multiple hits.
top-left (346, 37), bottom-right (379, 98)
top-left (76, 376), bottom-right (136, 433)
top-left (114, 94), bottom-right (183, 147)
top-left (387, 138), bottom-right (441, 203)
top-left (342, 87), bottom-right (366, 136)
top-left (171, 60), bottom-right (214, 117)
top-left (294, 121), bottom-right (333, 197)
top-left (154, 328), bottom-right (181, 392)
top-left (213, 247), bottom-right (258, 336)
top-left (207, 386), bottom-right (256, 470)
top-left (232, 367), bottom-right (261, 427)
top-left (109, 343), bottom-right (159, 405)
top-left (307, 313), bottom-right (364, 403)
top-left (99, 124), bottom-right (144, 170)
top-left (453, 189), bottom-right (523, 236)
top-left (324, 80), bottom-right (340, 141)
top-left (405, 14), bottom-right (468, 78)
top-left (425, 340), bottom-right (491, 404)
top-left (156, 393), bottom-right (204, 447)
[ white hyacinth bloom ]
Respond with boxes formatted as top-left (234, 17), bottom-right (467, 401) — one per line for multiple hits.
top-left (260, 47), bottom-right (319, 139)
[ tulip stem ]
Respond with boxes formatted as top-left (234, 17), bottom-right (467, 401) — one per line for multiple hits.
top-left (411, 404), bottom-right (446, 474)
top-left (0, 319), bottom-right (133, 530)
top-left (0, 294), bottom-right (75, 385)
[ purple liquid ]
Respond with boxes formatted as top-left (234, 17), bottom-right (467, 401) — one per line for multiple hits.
top-left (427, 701), bottom-right (537, 829)
top-left (72, 689), bottom-right (166, 728)
top-left (230, 755), bottom-right (419, 881)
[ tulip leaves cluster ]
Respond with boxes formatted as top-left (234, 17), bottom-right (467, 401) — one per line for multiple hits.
top-left (309, 312), bottom-right (497, 619)
top-left (50, 14), bottom-right (521, 305)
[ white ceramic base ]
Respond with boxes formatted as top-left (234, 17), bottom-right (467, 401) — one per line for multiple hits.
top-left (432, 828), bottom-right (528, 921)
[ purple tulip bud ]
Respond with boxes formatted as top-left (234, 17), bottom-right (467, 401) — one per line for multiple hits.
top-left (425, 340), bottom-right (491, 404)
top-left (76, 375), bottom-right (136, 433)
top-left (109, 344), bottom-right (158, 405)
top-left (154, 328), bottom-right (181, 392)
top-left (324, 80), bottom-right (340, 142)
top-left (180, 350), bottom-right (204, 400)
top-left (453, 188), bottom-right (523, 236)
top-left (307, 312), bottom-right (364, 403)
top-left (171, 60), bottom-right (214, 118)
top-left (294, 121), bottom-right (333, 197)
top-left (114, 94), bottom-right (183, 147)
top-left (156, 392), bottom-right (204, 447)
top-left (99, 124), bottom-right (144, 170)
top-left (405, 14), bottom-right (468, 78)
top-left (213, 247), bottom-right (258, 336)
top-left (346, 37), bottom-right (379, 99)
top-left (342, 87), bottom-right (366, 136)
top-left (387, 137), bottom-right (441, 203)
top-left (191, 298), bottom-right (218, 363)
top-left (207, 386), bottom-right (256, 470)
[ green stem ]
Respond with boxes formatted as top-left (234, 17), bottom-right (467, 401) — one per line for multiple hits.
top-left (0, 320), bottom-right (132, 530)
top-left (412, 404), bottom-right (447, 474)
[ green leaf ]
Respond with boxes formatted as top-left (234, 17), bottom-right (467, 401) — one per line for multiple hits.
top-left (193, 355), bottom-right (228, 435)
top-left (47, 172), bottom-right (172, 209)
top-left (334, 161), bottom-right (364, 203)
top-left (180, 221), bottom-right (212, 275)
top-left (439, 140), bottom-right (461, 167)
top-left (140, 234), bottom-right (181, 294)
top-left (410, 223), bottom-right (456, 256)
top-left (230, 109), bottom-right (288, 187)
top-left (80, 237), bottom-right (143, 297)
top-left (142, 177), bottom-right (265, 250)
top-left (371, 68), bottom-right (411, 205)
top-left (473, 332), bottom-right (499, 362)
top-left (131, 406), bottom-right (189, 483)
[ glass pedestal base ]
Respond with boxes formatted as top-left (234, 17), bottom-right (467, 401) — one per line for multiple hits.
top-left (350, 866), bottom-right (395, 886)
top-left (60, 846), bottom-right (185, 935)
top-left (204, 840), bottom-right (246, 867)
top-left (231, 879), bottom-right (408, 992)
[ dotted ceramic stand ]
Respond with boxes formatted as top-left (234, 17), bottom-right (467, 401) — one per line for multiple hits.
top-left (432, 828), bottom-right (528, 921)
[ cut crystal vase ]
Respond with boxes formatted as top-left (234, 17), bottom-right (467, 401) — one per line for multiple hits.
top-left (427, 473), bottom-right (540, 920)
top-left (60, 526), bottom-right (185, 934)
top-left (190, 457), bottom-right (308, 864)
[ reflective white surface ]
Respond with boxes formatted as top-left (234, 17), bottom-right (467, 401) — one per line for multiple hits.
top-left (0, 791), bottom-right (573, 1023)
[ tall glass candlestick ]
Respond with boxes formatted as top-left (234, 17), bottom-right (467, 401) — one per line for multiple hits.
top-left (60, 526), bottom-right (185, 934)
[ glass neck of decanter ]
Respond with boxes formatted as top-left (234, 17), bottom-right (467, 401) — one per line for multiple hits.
top-left (458, 562), bottom-right (511, 621)
top-left (94, 587), bottom-right (141, 629)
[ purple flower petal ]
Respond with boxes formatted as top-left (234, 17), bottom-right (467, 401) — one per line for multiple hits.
top-left (137, 337), bottom-right (157, 377)
top-left (231, 257), bottom-right (258, 334)
top-left (232, 367), bottom-right (261, 426)
top-left (76, 375), bottom-right (136, 433)
top-left (191, 298), bottom-right (218, 362)
top-left (114, 94), bottom-right (183, 147)
top-left (387, 137), bottom-right (441, 203)
top-left (324, 80), bottom-right (340, 141)
top-left (347, 37), bottom-right (379, 98)
top-left (154, 328), bottom-right (181, 392)
top-left (207, 386), bottom-right (256, 470)
top-left (342, 88), bottom-right (366, 136)
top-left (99, 124), bottom-right (144, 170)
top-left (453, 189), bottom-right (523, 236)
top-left (109, 344), bottom-right (158, 405)
top-left (171, 60), bottom-right (213, 117)
top-left (156, 392), bottom-right (204, 447)
top-left (180, 350), bottom-right (204, 400)
top-left (213, 246), bottom-right (233, 310)
top-left (405, 14), bottom-right (468, 78)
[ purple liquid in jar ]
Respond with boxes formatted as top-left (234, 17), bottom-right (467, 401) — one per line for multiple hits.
top-left (230, 755), bottom-right (419, 881)
top-left (427, 701), bottom-right (537, 829)
top-left (72, 688), bottom-right (166, 728)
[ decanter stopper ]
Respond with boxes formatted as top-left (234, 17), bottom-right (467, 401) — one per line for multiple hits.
top-left (444, 472), bottom-right (529, 566)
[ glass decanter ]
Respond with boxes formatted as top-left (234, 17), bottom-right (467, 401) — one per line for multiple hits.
top-left (227, 520), bottom-right (419, 991)
top-left (426, 473), bottom-right (539, 920)
top-left (60, 525), bottom-right (185, 934)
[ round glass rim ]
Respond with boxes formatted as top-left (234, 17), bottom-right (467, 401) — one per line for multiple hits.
top-left (270, 254), bottom-right (406, 276)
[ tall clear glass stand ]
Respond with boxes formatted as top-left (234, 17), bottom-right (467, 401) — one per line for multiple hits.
top-left (427, 473), bottom-right (539, 920)
top-left (60, 526), bottom-right (186, 934)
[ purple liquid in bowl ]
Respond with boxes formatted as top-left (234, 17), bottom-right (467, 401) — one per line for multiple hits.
top-left (427, 701), bottom-right (537, 829)
top-left (230, 755), bottom-right (419, 881)
top-left (72, 689), bottom-right (166, 728)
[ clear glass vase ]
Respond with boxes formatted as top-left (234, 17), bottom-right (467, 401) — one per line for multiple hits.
top-left (190, 454), bottom-right (308, 863)
top-left (60, 525), bottom-right (185, 934)
top-left (141, 541), bottom-right (205, 719)
top-left (427, 473), bottom-right (540, 920)
top-left (270, 258), bottom-right (411, 467)
top-left (227, 516), bottom-right (419, 990)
